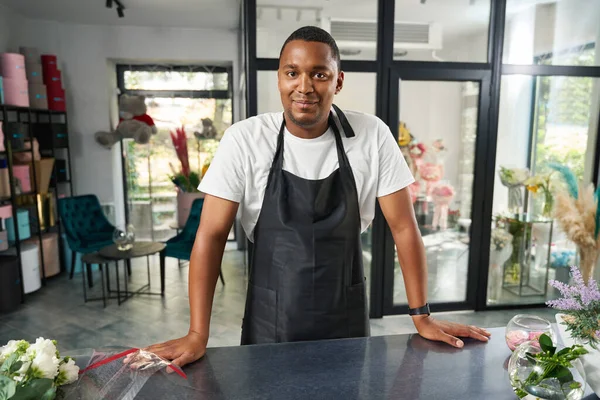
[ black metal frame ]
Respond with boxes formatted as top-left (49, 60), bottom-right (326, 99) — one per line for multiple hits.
top-left (242, 0), bottom-right (600, 315)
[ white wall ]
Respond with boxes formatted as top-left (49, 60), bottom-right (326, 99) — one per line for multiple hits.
top-left (0, 4), bottom-right (21, 53)
top-left (9, 18), bottom-right (239, 225)
top-left (504, 0), bottom-right (600, 63)
top-left (400, 81), bottom-right (463, 192)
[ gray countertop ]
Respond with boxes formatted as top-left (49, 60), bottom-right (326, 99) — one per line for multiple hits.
top-left (63, 327), bottom-right (599, 399)
top-left (123, 326), bottom-right (598, 400)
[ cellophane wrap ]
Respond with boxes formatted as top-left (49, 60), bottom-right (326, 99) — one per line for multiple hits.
top-left (58, 347), bottom-right (189, 400)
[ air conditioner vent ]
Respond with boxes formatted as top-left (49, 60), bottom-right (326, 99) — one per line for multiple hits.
top-left (330, 20), bottom-right (431, 44)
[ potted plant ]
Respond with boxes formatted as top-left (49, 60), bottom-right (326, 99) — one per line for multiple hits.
top-left (547, 265), bottom-right (600, 395)
top-left (169, 126), bottom-right (204, 228)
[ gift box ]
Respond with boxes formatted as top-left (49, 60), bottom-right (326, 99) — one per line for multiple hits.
top-left (13, 164), bottom-right (32, 193)
top-left (0, 162), bottom-right (10, 198)
top-left (12, 137), bottom-right (41, 164)
top-left (3, 77), bottom-right (29, 107)
top-left (2, 122), bottom-right (28, 150)
top-left (33, 123), bottom-right (68, 149)
top-left (19, 47), bottom-right (40, 64)
top-left (55, 159), bottom-right (68, 182)
top-left (28, 83), bottom-right (48, 109)
top-left (0, 230), bottom-right (8, 252)
top-left (0, 255), bottom-right (22, 313)
top-left (0, 205), bottom-right (12, 220)
top-left (41, 54), bottom-right (58, 75)
top-left (6, 209), bottom-right (30, 242)
top-left (26, 64), bottom-right (44, 84)
top-left (1, 53), bottom-right (27, 80)
top-left (20, 241), bottom-right (41, 294)
top-left (47, 87), bottom-right (65, 112)
top-left (0, 121), bottom-right (4, 152)
top-left (39, 233), bottom-right (60, 277)
top-left (44, 70), bottom-right (62, 86)
top-left (15, 192), bottom-right (56, 232)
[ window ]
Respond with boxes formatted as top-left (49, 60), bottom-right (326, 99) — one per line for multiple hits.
top-left (117, 65), bottom-right (233, 241)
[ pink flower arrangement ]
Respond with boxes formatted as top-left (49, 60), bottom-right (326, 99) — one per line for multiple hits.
top-left (419, 162), bottom-right (443, 182)
top-left (408, 181), bottom-right (420, 203)
top-left (409, 143), bottom-right (426, 159)
top-left (505, 330), bottom-right (547, 351)
top-left (431, 184), bottom-right (455, 199)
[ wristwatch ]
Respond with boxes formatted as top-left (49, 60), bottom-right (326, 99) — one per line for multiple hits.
top-left (408, 303), bottom-right (431, 316)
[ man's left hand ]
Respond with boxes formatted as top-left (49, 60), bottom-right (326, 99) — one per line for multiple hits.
top-left (412, 315), bottom-right (491, 348)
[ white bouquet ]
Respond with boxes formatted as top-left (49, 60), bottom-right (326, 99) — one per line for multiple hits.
top-left (0, 338), bottom-right (79, 400)
top-left (498, 166), bottom-right (530, 213)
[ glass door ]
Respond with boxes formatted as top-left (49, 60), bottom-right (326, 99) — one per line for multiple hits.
top-left (383, 69), bottom-right (490, 314)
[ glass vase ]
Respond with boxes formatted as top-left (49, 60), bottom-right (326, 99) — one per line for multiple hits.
top-left (508, 340), bottom-right (586, 400)
top-left (505, 314), bottom-right (555, 351)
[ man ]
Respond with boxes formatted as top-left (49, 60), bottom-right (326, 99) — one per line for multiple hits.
top-left (147, 26), bottom-right (490, 368)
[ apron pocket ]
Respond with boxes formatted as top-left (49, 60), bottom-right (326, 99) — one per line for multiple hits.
top-left (346, 281), bottom-right (369, 338)
top-left (243, 283), bottom-right (278, 344)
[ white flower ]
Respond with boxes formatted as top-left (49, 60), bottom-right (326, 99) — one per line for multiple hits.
top-left (55, 358), bottom-right (79, 386)
top-left (30, 351), bottom-right (60, 379)
top-left (0, 340), bottom-right (20, 361)
top-left (16, 361), bottom-right (31, 377)
top-left (28, 337), bottom-right (58, 358)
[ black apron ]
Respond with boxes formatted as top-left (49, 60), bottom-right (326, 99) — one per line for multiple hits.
top-left (241, 105), bottom-right (369, 345)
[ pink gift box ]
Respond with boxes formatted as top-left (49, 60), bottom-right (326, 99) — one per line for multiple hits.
top-left (13, 165), bottom-right (31, 193)
top-left (3, 78), bottom-right (30, 107)
top-left (1, 53), bottom-right (27, 80)
top-left (0, 121), bottom-right (4, 152)
top-left (40, 233), bottom-right (60, 277)
top-left (0, 205), bottom-right (12, 219)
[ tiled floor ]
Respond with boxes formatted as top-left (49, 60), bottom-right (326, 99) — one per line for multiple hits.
top-left (0, 244), bottom-right (558, 353)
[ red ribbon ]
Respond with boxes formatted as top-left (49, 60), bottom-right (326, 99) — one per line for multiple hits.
top-left (78, 348), bottom-right (187, 379)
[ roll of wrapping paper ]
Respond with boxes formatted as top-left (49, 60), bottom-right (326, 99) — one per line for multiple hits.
top-left (15, 193), bottom-right (56, 231)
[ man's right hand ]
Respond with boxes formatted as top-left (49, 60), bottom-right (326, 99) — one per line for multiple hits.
top-left (144, 330), bottom-right (208, 369)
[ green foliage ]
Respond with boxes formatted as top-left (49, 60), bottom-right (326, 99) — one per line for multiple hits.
top-left (532, 46), bottom-right (594, 197)
top-left (12, 379), bottom-right (55, 400)
top-left (514, 334), bottom-right (588, 399)
top-left (0, 375), bottom-right (16, 400)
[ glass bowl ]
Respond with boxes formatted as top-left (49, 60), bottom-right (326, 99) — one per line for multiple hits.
top-left (508, 340), bottom-right (586, 400)
top-left (505, 314), bottom-right (556, 351)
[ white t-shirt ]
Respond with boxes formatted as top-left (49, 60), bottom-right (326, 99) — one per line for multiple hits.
top-left (198, 110), bottom-right (415, 241)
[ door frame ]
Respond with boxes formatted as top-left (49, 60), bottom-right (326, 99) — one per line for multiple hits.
top-left (382, 67), bottom-right (492, 315)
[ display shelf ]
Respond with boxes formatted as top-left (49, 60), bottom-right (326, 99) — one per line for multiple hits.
top-left (1, 104), bottom-right (73, 301)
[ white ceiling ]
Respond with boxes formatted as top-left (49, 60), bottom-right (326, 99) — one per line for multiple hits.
top-left (0, 0), bottom-right (563, 35)
top-left (0, 0), bottom-right (241, 30)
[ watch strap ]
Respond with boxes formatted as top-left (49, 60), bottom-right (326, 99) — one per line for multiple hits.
top-left (408, 303), bottom-right (431, 316)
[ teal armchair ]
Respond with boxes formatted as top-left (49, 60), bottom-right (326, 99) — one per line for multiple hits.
top-left (160, 198), bottom-right (224, 291)
top-left (58, 195), bottom-right (116, 281)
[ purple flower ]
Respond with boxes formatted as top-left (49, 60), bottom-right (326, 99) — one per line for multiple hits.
top-left (548, 279), bottom-right (578, 298)
top-left (546, 266), bottom-right (600, 310)
top-left (546, 297), bottom-right (583, 311)
top-left (571, 265), bottom-right (585, 288)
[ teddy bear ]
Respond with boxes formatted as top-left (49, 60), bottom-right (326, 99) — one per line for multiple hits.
top-left (193, 117), bottom-right (218, 140)
top-left (95, 94), bottom-right (157, 149)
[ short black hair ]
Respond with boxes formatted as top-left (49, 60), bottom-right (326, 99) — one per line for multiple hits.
top-left (279, 26), bottom-right (341, 71)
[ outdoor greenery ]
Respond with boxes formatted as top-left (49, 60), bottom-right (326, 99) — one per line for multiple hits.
top-left (121, 69), bottom-right (232, 238)
top-left (529, 46), bottom-right (595, 215)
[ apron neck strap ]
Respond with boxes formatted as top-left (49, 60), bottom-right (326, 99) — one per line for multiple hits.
top-left (273, 106), bottom-right (354, 170)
